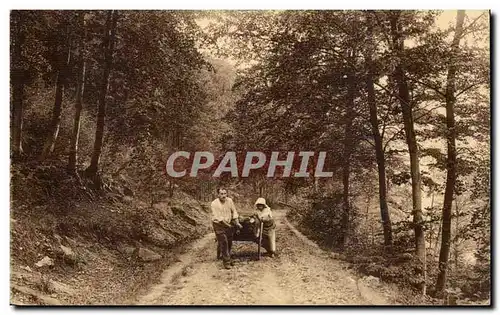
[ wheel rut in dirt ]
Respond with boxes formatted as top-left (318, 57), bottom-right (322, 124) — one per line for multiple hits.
top-left (136, 210), bottom-right (394, 305)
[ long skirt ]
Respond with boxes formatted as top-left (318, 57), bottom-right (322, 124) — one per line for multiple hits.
top-left (262, 220), bottom-right (276, 253)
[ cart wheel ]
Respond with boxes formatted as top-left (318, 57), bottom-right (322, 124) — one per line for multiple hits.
top-left (257, 222), bottom-right (263, 260)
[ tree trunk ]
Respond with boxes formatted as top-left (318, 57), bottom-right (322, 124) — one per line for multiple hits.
top-left (453, 201), bottom-right (459, 270)
top-left (389, 12), bottom-right (426, 294)
top-left (365, 194), bottom-right (371, 216)
top-left (435, 10), bottom-right (465, 296)
top-left (340, 49), bottom-right (356, 250)
top-left (428, 190), bottom-right (436, 252)
top-left (365, 12), bottom-right (393, 252)
top-left (11, 11), bottom-right (26, 157)
top-left (435, 213), bottom-right (442, 260)
top-left (87, 10), bottom-right (118, 176)
top-left (41, 21), bottom-right (72, 160)
top-left (68, 13), bottom-right (87, 174)
top-left (169, 180), bottom-right (174, 198)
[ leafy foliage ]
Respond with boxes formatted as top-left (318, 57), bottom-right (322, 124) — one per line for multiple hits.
top-left (10, 9), bottom-right (490, 302)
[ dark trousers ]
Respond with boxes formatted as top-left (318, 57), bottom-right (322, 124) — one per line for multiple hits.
top-left (214, 224), bottom-right (233, 262)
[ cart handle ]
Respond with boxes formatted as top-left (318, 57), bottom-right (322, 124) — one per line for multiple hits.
top-left (258, 221), bottom-right (264, 241)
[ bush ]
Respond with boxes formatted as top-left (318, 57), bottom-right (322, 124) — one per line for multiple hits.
top-left (22, 86), bottom-right (96, 162)
top-left (295, 194), bottom-right (358, 249)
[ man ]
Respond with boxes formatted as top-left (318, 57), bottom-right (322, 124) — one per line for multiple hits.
top-left (211, 187), bottom-right (242, 269)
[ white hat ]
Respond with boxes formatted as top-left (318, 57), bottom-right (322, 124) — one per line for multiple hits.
top-left (255, 197), bottom-right (267, 207)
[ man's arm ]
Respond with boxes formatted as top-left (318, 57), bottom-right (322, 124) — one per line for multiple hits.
top-left (229, 199), bottom-right (243, 229)
top-left (229, 198), bottom-right (239, 219)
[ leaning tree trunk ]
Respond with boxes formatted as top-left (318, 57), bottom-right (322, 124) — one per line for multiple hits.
top-left (435, 10), bottom-right (465, 296)
top-left (86, 10), bottom-right (118, 178)
top-left (68, 13), bottom-right (87, 174)
top-left (11, 11), bottom-right (26, 157)
top-left (41, 22), bottom-right (72, 160)
top-left (435, 213), bottom-right (442, 260)
top-left (365, 12), bottom-right (393, 252)
top-left (340, 49), bottom-right (356, 250)
top-left (390, 12), bottom-right (426, 294)
top-left (453, 201), bottom-right (460, 270)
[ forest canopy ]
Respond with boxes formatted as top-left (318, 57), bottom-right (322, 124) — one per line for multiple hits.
top-left (10, 10), bottom-right (490, 303)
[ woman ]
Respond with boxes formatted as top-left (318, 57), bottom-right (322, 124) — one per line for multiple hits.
top-left (254, 197), bottom-right (276, 257)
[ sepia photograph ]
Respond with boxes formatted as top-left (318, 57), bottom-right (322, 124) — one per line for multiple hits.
top-left (9, 9), bottom-right (491, 306)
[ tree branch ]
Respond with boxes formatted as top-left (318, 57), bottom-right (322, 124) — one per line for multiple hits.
top-left (361, 136), bottom-right (376, 149)
top-left (382, 102), bottom-right (444, 152)
top-left (323, 20), bottom-right (414, 109)
top-left (405, 75), bottom-right (447, 98)
top-left (455, 80), bottom-right (489, 98)
top-left (459, 12), bottom-right (487, 40)
top-left (371, 11), bottom-right (393, 50)
top-left (383, 127), bottom-right (405, 152)
top-left (414, 104), bottom-right (444, 122)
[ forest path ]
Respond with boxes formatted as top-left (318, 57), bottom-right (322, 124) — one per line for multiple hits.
top-left (135, 209), bottom-right (398, 305)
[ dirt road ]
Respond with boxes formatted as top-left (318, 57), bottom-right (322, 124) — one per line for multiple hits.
top-left (135, 210), bottom-right (398, 305)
